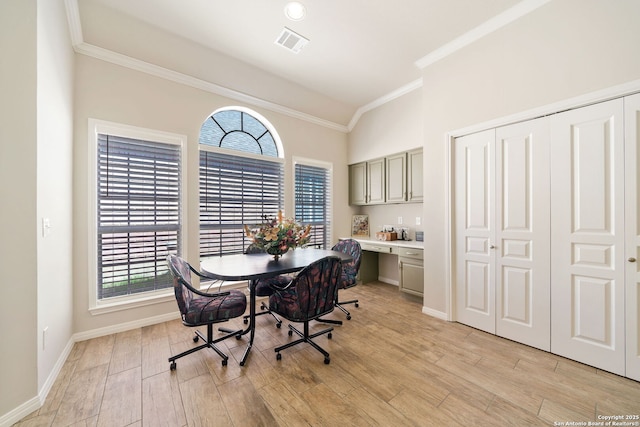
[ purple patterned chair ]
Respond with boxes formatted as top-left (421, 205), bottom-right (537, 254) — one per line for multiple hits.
top-left (318, 239), bottom-right (362, 325)
top-left (166, 254), bottom-right (247, 368)
top-left (242, 244), bottom-right (292, 328)
top-left (268, 256), bottom-right (342, 364)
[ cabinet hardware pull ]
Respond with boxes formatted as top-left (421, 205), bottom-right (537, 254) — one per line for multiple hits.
top-left (629, 257), bottom-right (637, 263)
top-left (406, 252), bottom-right (418, 255)
top-left (489, 245), bottom-right (496, 249)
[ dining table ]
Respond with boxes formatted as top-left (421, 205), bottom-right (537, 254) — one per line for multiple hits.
top-left (200, 247), bottom-right (353, 366)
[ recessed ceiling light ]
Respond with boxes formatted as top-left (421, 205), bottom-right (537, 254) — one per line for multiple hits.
top-left (284, 2), bottom-right (306, 21)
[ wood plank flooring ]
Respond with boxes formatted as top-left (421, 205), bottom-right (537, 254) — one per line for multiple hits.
top-left (15, 281), bottom-right (640, 426)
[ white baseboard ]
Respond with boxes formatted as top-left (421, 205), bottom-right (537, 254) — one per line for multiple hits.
top-left (0, 396), bottom-right (40, 427)
top-left (72, 311), bottom-right (181, 342)
top-left (378, 276), bottom-right (399, 286)
top-left (422, 306), bottom-right (449, 321)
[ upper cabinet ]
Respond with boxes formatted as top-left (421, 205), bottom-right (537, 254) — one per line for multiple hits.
top-left (349, 158), bottom-right (385, 205)
top-left (349, 149), bottom-right (422, 205)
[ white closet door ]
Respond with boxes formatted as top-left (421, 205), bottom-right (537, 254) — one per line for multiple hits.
top-left (455, 129), bottom-right (496, 333)
top-left (495, 118), bottom-right (550, 351)
top-left (550, 99), bottom-right (626, 375)
top-left (625, 93), bottom-right (640, 381)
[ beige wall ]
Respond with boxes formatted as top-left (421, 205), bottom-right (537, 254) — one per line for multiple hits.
top-left (72, 55), bottom-right (350, 334)
top-left (420, 0), bottom-right (640, 315)
top-left (0, 0), bottom-right (39, 418)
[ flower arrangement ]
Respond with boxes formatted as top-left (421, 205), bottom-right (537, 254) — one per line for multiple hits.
top-left (244, 210), bottom-right (312, 260)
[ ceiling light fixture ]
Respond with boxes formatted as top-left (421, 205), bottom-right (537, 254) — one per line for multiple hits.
top-left (284, 2), bottom-right (306, 21)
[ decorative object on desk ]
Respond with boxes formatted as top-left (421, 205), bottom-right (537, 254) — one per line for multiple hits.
top-left (375, 231), bottom-right (397, 241)
top-left (244, 210), bottom-right (311, 261)
top-left (351, 214), bottom-right (369, 237)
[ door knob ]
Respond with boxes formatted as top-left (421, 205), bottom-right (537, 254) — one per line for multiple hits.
top-left (629, 257), bottom-right (637, 263)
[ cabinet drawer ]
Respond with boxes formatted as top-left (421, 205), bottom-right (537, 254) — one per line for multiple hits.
top-left (360, 242), bottom-right (393, 254)
top-left (392, 247), bottom-right (423, 260)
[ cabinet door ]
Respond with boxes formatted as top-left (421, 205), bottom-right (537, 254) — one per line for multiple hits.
top-left (349, 162), bottom-right (367, 205)
top-left (367, 158), bottom-right (385, 204)
top-left (550, 99), bottom-right (625, 376)
top-left (386, 153), bottom-right (406, 203)
top-left (399, 258), bottom-right (424, 296)
top-left (495, 118), bottom-right (550, 351)
top-left (625, 93), bottom-right (640, 381)
top-left (408, 149), bottom-right (423, 202)
top-left (454, 129), bottom-right (496, 334)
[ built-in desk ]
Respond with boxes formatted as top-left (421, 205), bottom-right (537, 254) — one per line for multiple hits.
top-left (345, 238), bottom-right (424, 296)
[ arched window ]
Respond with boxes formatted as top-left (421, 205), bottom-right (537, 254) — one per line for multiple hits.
top-left (199, 107), bottom-right (284, 257)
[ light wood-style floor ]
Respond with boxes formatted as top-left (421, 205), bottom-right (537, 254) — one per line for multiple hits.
top-left (15, 281), bottom-right (640, 426)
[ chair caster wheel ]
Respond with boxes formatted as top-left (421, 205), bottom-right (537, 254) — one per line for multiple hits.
top-left (276, 353), bottom-right (282, 361)
top-left (222, 359), bottom-right (228, 366)
top-left (170, 361), bottom-right (176, 371)
top-left (288, 330), bottom-right (293, 337)
top-left (240, 360), bottom-right (245, 367)
top-left (355, 303), bottom-right (359, 308)
top-left (324, 358), bottom-right (330, 365)
top-left (243, 318), bottom-right (248, 324)
top-left (328, 332), bottom-right (332, 339)
top-left (235, 334), bottom-right (242, 340)
top-left (193, 335), bottom-right (199, 343)
top-left (346, 315), bottom-right (352, 320)
top-left (276, 322), bottom-right (282, 329)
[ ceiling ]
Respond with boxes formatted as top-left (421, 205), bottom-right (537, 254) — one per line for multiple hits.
top-left (73, 0), bottom-right (527, 128)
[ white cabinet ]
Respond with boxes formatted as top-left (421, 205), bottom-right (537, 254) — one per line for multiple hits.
top-left (349, 162), bottom-right (367, 205)
top-left (453, 93), bottom-right (640, 379)
top-left (454, 118), bottom-right (550, 351)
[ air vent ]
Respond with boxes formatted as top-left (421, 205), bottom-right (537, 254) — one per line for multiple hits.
top-left (275, 27), bottom-right (309, 53)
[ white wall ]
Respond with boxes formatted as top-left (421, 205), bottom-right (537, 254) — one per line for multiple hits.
top-left (72, 55), bottom-right (350, 334)
top-left (0, 0), bottom-right (39, 419)
top-left (420, 0), bottom-right (640, 315)
top-left (36, 0), bottom-right (75, 393)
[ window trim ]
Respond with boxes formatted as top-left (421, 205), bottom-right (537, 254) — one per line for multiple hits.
top-left (293, 156), bottom-right (333, 247)
top-left (87, 119), bottom-right (188, 315)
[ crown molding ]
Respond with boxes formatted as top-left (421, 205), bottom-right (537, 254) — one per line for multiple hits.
top-left (415, 0), bottom-right (552, 69)
top-left (348, 78), bottom-right (423, 131)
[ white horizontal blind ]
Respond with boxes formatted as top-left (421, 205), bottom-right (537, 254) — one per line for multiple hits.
top-left (97, 134), bottom-right (181, 299)
top-left (199, 150), bottom-right (284, 257)
top-left (295, 162), bottom-right (331, 248)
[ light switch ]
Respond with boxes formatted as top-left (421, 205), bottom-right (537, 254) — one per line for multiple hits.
top-left (416, 217), bottom-right (421, 225)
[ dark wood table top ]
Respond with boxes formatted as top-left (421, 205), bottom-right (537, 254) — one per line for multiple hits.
top-left (200, 248), bottom-right (352, 281)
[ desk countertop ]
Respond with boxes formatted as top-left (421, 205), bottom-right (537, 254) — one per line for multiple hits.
top-left (347, 238), bottom-right (424, 250)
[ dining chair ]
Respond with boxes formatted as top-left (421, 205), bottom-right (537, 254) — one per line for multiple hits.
top-left (268, 255), bottom-right (342, 364)
top-left (318, 239), bottom-right (362, 325)
top-left (241, 244), bottom-right (291, 328)
top-left (166, 254), bottom-right (247, 368)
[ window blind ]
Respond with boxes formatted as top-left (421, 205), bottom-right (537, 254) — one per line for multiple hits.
top-left (295, 162), bottom-right (331, 249)
top-left (199, 150), bottom-right (284, 257)
top-left (97, 134), bottom-right (181, 299)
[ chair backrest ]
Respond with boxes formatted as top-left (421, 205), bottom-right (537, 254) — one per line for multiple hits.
top-left (166, 254), bottom-right (194, 315)
top-left (291, 256), bottom-right (342, 320)
top-left (331, 239), bottom-right (362, 284)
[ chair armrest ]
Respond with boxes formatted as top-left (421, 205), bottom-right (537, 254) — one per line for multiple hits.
top-left (182, 264), bottom-right (233, 298)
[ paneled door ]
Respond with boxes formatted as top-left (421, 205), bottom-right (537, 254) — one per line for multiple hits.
top-left (495, 118), bottom-right (550, 351)
top-left (625, 93), bottom-right (640, 381)
top-left (455, 129), bottom-right (496, 334)
top-left (454, 121), bottom-right (551, 350)
top-left (550, 99), bottom-right (626, 376)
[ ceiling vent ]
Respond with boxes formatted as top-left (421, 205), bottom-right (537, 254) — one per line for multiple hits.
top-left (275, 27), bottom-right (309, 54)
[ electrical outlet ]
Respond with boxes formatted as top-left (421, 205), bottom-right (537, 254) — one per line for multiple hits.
top-left (43, 326), bottom-right (49, 350)
top-left (398, 216), bottom-right (403, 225)
top-left (42, 217), bottom-right (51, 237)
top-left (416, 217), bottom-right (421, 225)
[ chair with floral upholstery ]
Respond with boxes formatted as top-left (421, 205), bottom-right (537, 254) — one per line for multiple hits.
top-left (318, 239), bottom-right (362, 325)
top-left (166, 254), bottom-right (247, 369)
top-left (241, 243), bottom-right (292, 328)
top-left (268, 255), bottom-right (342, 364)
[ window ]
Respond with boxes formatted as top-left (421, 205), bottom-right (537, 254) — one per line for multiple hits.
top-left (199, 108), bottom-right (284, 257)
top-left (89, 120), bottom-right (186, 309)
top-left (294, 158), bottom-right (332, 248)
